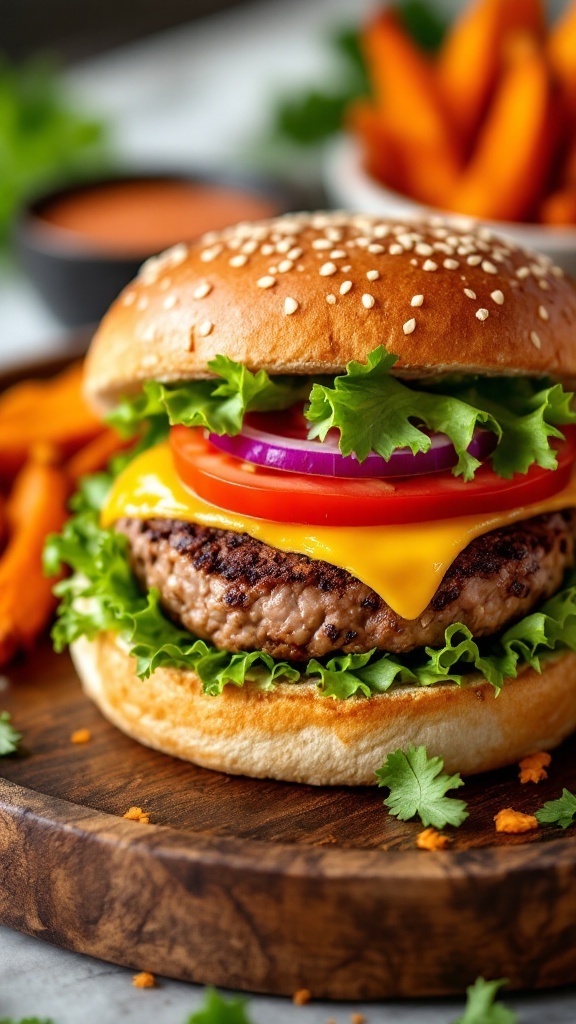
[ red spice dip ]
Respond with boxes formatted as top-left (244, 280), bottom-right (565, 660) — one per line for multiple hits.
top-left (35, 178), bottom-right (279, 257)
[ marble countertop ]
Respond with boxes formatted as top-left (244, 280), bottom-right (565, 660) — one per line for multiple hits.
top-left (1, 0), bottom-right (575, 1018)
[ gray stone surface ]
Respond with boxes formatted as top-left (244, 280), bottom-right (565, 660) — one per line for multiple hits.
top-left (1, 926), bottom-right (575, 1023)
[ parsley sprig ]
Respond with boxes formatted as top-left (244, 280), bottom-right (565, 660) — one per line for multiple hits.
top-left (536, 789), bottom-right (576, 829)
top-left (376, 744), bottom-right (468, 829)
top-left (451, 977), bottom-right (516, 1024)
top-left (186, 988), bottom-right (252, 1023)
top-left (0, 712), bottom-right (21, 756)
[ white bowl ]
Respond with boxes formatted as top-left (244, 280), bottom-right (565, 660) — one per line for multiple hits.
top-left (323, 135), bottom-right (576, 278)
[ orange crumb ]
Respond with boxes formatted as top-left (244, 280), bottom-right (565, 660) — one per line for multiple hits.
top-left (132, 971), bottom-right (156, 989)
top-left (123, 806), bottom-right (151, 824)
top-left (416, 827), bottom-right (451, 851)
top-left (494, 808), bottom-right (538, 834)
top-left (70, 728), bottom-right (91, 745)
top-left (313, 835), bottom-right (337, 846)
top-left (351, 1015), bottom-right (366, 1024)
top-left (518, 751), bottom-right (551, 784)
top-left (292, 988), bottom-right (312, 1006)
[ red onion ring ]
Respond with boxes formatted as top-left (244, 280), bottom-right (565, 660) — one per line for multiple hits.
top-left (207, 421), bottom-right (497, 479)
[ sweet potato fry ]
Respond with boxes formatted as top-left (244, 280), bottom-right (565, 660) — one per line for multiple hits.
top-left (361, 10), bottom-right (460, 205)
top-left (499, 0), bottom-right (545, 39)
top-left (437, 0), bottom-right (545, 152)
top-left (447, 48), bottom-right (556, 221)
top-left (66, 427), bottom-right (127, 482)
top-left (346, 100), bottom-right (406, 194)
top-left (539, 186), bottom-right (576, 225)
top-left (437, 0), bottom-right (504, 151)
top-left (0, 449), bottom-right (69, 665)
top-left (0, 362), bottom-right (102, 483)
top-left (548, 0), bottom-right (576, 116)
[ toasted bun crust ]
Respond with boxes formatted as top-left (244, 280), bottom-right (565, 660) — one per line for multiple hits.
top-left (71, 633), bottom-right (576, 784)
top-left (84, 212), bottom-right (576, 411)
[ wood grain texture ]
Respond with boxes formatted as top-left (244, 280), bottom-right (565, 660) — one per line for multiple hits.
top-left (1, 356), bottom-right (576, 998)
top-left (1, 640), bottom-right (576, 998)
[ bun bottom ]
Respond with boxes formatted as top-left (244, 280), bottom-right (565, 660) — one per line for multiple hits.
top-left (71, 633), bottom-right (576, 785)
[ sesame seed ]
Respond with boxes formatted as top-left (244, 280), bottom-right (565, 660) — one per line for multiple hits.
top-left (411, 294), bottom-right (424, 307)
top-left (229, 254), bottom-right (248, 267)
top-left (415, 243), bottom-right (434, 256)
top-left (362, 293), bottom-right (375, 309)
top-left (260, 244), bottom-right (274, 256)
top-left (531, 330), bottom-right (542, 348)
top-left (410, 258), bottom-right (418, 266)
top-left (482, 260), bottom-right (498, 274)
top-left (200, 245), bottom-right (222, 263)
top-left (366, 270), bottom-right (380, 282)
top-left (374, 224), bottom-right (390, 238)
top-left (257, 276), bottom-right (276, 289)
top-left (326, 294), bottom-right (336, 305)
top-left (464, 288), bottom-right (477, 299)
top-left (342, 264), bottom-right (351, 272)
top-left (163, 294), bottom-right (177, 309)
top-left (389, 244), bottom-right (403, 255)
top-left (241, 240), bottom-right (258, 254)
top-left (319, 262), bottom-right (338, 277)
top-left (198, 320), bottom-right (214, 337)
top-left (326, 228), bottom-right (343, 242)
top-left (397, 233), bottom-right (415, 249)
top-left (312, 238), bottom-right (332, 250)
top-left (538, 305), bottom-right (549, 321)
top-left (467, 255), bottom-right (482, 266)
top-left (288, 247), bottom-right (302, 260)
top-left (539, 279), bottom-right (550, 290)
top-left (137, 296), bottom-right (148, 310)
top-left (278, 259), bottom-right (294, 273)
top-left (403, 318), bottom-right (416, 335)
top-left (268, 266), bottom-right (278, 275)
top-left (340, 280), bottom-right (353, 295)
top-left (423, 260), bottom-right (438, 272)
top-left (551, 265), bottom-right (564, 278)
top-left (516, 267), bottom-right (530, 279)
top-left (275, 239), bottom-right (292, 253)
top-left (330, 249), bottom-right (347, 259)
top-left (490, 290), bottom-right (505, 305)
top-left (193, 281), bottom-right (212, 299)
top-left (476, 308), bottom-right (489, 321)
top-left (159, 277), bottom-right (171, 291)
top-left (122, 291), bottom-right (135, 306)
top-left (368, 243), bottom-right (385, 254)
top-left (443, 258), bottom-right (459, 270)
top-left (284, 297), bottom-right (299, 315)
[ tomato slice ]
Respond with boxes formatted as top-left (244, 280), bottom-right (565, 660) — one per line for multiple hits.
top-left (170, 425), bottom-right (576, 527)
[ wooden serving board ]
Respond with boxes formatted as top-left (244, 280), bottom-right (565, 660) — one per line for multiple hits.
top-left (1, 355), bottom-right (576, 1000)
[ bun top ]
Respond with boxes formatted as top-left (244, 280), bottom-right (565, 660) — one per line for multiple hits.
top-left (84, 211), bottom-right (576, 410)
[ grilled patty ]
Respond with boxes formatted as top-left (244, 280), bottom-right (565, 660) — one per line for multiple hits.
top-left (116, 511), bottom-right (576, 661)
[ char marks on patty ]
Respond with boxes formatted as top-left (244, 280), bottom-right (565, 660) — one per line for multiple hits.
top-left (116, 512), bottom-right (576, 662)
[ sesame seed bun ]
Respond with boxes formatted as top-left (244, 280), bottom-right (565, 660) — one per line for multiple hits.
top-left (84, 212), bottom-right (576, 412)
top-left (71, 633), bottom-right (576, 784)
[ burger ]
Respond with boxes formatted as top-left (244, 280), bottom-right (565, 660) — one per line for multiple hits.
top-left (46, 212), bottom-right (576, 785)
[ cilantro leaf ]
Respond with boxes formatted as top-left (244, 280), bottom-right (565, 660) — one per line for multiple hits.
top-left (535, 789), bottom-right (576, 829)
top-left (186, 988), bottom-right (253, 1023)
top-left (0, 712), bottom-right (22, 756)
top-left (376, 745), bottom-right (468, 829)
top-left (451, 977), bottom-right (516, 1024)
top-left (0, 1019), bottom-right (53, 1024)
top-left (306, 347), bottom-right (576, 481)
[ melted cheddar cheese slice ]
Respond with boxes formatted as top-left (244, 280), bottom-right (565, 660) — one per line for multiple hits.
top-left (102, 443), bottom-right (576, 621)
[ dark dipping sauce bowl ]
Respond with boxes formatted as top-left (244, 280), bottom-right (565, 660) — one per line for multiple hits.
top-left (15, 171), bottom-right (297, 327)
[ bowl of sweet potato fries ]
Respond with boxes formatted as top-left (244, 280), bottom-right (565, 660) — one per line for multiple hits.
top-left (324, 0), bottom-right (576, 272)
top-left (0, 360), bottom-right (126, 668)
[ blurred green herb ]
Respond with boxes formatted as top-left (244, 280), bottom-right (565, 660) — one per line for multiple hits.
top-left (0, 54), bottom-right (108, 246)
top-left (271, 2), bottom-right (447, 147)
top-left (186, 988), bottom-right (253, 1023)
top-left (398, 0), bottom-right (447, 53)
top-left (0, 711), bottom-right (21, 756)
top-left (273, 27), bottom-right (370, 146)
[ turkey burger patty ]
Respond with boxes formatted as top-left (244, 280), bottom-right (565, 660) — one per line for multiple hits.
top-left (117, 510), bottom-right (576, 661)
